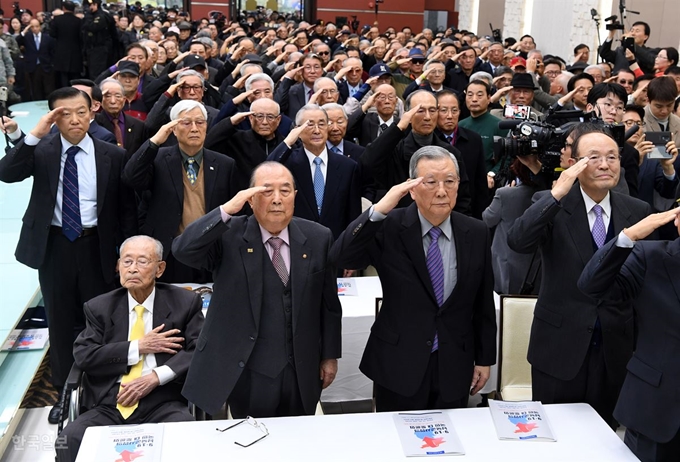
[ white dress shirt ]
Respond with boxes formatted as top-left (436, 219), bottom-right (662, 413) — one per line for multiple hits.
top-left (581, 187), bottom-right (612, 231)
top-left (304, 147), bottom-right (328, 182)
top-left (24, 132), bottom-right (99, 227)
top-left (123, 289), bottom-right (176, 386)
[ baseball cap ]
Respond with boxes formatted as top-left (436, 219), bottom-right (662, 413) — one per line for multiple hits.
top-left (369, 63), bottom-right (392, 78)
top-left (118, 61), bottom-right (140, 76)
top-left (509, 56), bottom-right (527, 68)
top-left (183, 55), bottom-right (207, 70)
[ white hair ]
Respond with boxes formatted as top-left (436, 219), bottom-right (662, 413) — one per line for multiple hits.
top-left (245, 73), bottom-right (274, 92)
top-left (120, 235), bottom-right (164, 260)
top-left (170, 100), bottom-right (208, 121)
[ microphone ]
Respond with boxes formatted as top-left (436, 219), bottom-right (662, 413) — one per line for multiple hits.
top-left (604, 14), bottom-right (618, 22)
top-left (624, 124), bottom-right (640, 141)
top-left (498, 119), bottom-right (522, 130)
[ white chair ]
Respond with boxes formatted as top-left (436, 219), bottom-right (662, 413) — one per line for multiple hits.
top-left (496, 296), bottom-right (537, 401)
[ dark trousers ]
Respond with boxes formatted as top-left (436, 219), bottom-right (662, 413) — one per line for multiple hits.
top-left (57, 386), bottom-right (193, 462)
top-left (39, 232), bottom-right (114, 389)
top-left (375, 351), bottom-right (469, 412)
top-left (228, 364), bottom-right (306, 418)
top-left (86, 47), bottom-right (109, 80)
top-left (25, 67), bottom-right (55, 101)
top-left (158, 250), bottom-right (212, 284)
top-left (625, 427), bottom-right (680, 462)
top-left (532, 341), bottom-right (620, 428)
top-left (56, 71), bottom-right (81, 89)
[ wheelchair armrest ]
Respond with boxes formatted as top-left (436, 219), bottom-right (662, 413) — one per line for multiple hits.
top-left (64, 363), bottom-right (83, 391)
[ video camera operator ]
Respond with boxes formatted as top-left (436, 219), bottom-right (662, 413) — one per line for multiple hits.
top-left (600, 18), bottom-right (658, 75)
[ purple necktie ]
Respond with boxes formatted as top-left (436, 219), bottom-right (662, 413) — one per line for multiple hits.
top-left (592, 205), bottom-right (606, 248)
top-left (268, 237), bottom-right (289, 286)
top-left (426, 227), bottom-right (444, 352)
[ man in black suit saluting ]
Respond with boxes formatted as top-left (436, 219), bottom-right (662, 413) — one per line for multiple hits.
top-left (331, 146), bottom-right (497, 411)
top-left (0, 87), bottom-right (137, 423)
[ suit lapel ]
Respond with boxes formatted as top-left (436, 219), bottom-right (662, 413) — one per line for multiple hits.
top-left (166, 148), bottom-right (184, 205)
top-left (320, 154), bottom-right (341, 221)
top-left (399, 205), bottom-right (439, 307)
top-left (45, 135), bottom-right (62, 202)
top-left (664, 240), bottom-right (680, 302)
top-left (562, 185), bottom-right (594, 266)
top-left (288, 219), bottom-right (310, 334)
top-left (202, 151), bottom-right (218, 209)
top-left (610, 193), bottom-right (634, 234)
top-left (290, 150), bottom-right (319, 218)
top-left (110, 294), bottom-right (130, 344)
top-left (240, 217), bottom-right (265, 330)
top-left (94, 139), bottom-right (111, 216)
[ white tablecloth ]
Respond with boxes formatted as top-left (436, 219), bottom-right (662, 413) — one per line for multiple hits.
top-left (76, 403), bottom-right (638, 462)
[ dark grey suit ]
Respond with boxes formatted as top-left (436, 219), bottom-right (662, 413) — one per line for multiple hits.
top-left (57, 283), bottom-right (204, 462)
top-left (172, 209), bottom-right (342, 416)
top-left (507, 184), bottom-right (651, 424)
top-left (274, 78), bottom-right (308, 120)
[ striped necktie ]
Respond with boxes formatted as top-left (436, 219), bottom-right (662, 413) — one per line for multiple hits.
top-left (426, 227), bottom-right (444, 352)
top-left (62, 146), bottom-right (82, 241)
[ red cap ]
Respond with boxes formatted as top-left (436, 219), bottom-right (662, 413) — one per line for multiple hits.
top-left (510, 57), bottom-right (527, 68)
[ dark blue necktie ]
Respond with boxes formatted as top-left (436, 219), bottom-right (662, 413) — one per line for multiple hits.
top-left (426, 227), bottom-right (444, 352)
top-left (62, 146), bottom-right (82, 241)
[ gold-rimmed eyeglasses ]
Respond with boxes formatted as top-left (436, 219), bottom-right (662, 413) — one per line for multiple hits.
top-left (216, 416), bottom-right (269, 447)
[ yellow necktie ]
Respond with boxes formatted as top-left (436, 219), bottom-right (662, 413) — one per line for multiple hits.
top-left (117, 305), bottom-right (145, 419)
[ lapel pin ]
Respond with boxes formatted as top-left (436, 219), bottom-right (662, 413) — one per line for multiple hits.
top-left (247, 248), bottom-right (254, 253)
top-left (127, 128), bottom-right (132, 132)
top-left (302, 254), bottom-right (307, 259)
top-left (210, 166), bottom-right (215, 170)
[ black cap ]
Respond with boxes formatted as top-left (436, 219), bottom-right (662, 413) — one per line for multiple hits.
top-left (510, 73), bottom-right (535, 90)
top-left (177, 21), bottom-right (192, 30)
top-left (183, 54), bottom-right (207, 70)
top-left (243, 53), bottom-right (263, 64)
top-left (118, 61), bottom-right (140, 76)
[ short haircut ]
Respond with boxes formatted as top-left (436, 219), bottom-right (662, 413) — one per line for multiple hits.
top-left (424, 60), bottom-right (445, 71)
top-left (571, 122), bottom-right (617, 159)
top-left (189, 40), bottom-right (209, 52)
top-left (126, 43), bottom-right (148, 59)
top-left (404, 89), bottom-right (436, 111)
top-left (466, 79), bottom-right (491, 95)
top-left (240, 63), bottom-right (263, 77)
top-left (435, 90), bottom-right (460, 105)
top-left (469, 71), bottom-right (493, 86)
top-left (249, 161), bottom-right (296, 188)
top-left (615, 69), bottom-right (635, 79)
top-left (585, 64), bottom-right (603, 75)
top-left (632, 21), bottom-right (650, 38)
top-left (586, 83), bottom-right (627, 106)
top-left (312, 77), bottom-right (337, 92)
top-left (99, 78), bottom-right (125, 95)
top-left (250, 97), bottom-right (280, 115)
top-left (321, 102), bottom-right (347, 119)
top-left (574, 43), bottom-right (589, 55)
top-left (665, 66), bottom-right (680, 77)
top-left (120, 235), bottom-right (163, 261)
top-left (624, 104), bottom-right (645, 121)
top-left (543, 58), bottom-right (562, 68)
top-left (519, 34), bottom-right (534, 43)
top-left (647, 76), bottom-right (678, 103)
top-left (48, 87), bottom-right (92, 110)
top-left (70, 78), bottom-right (101, 102)
top-left (567, 73), bottom-right (595, 92)
top-left (245, 73), bottom-right (274, 91)
top-left (303, 54), bottom-right (323, 67)
top-left (633, 74), bottom-right (654, 90)
top-left (295, 104), bottom-right (327, 126)
top-left (408, 146), bottom-right (459, 178)
top-left (493, 66), bottom-right (513, 78)
top-left (175, 69), bottom-right (205, 85)
top-left (169, 99), bottom-right (208, 120)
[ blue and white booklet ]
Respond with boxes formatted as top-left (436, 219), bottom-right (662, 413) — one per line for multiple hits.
top-left (393, 412), bottom-right (465, 457)
top-left (488, 400), bottom-right (556, 441)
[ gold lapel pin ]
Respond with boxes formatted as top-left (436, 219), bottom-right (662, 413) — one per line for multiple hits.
top-left (247, 248), bottom-right (254, 253)
top-left (127, 128), bottom-right (132, 132)
top-left (302, 254), bottom-right (308, 259)
top-left (210, 166), bottom-right (215, 170)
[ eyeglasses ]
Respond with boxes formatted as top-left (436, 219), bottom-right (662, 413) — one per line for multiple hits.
top-left (655, 55), bottom-right (668, 61)
top-left (179, 85), bottom-right (203, 92)
top-left (421, 178), bottom-right (460, 190)
top-left (411, 59), bottom-right (425, 65)
top-left (120, 258), bottom-right (160, 268)
top-left (439, 107), bottom-right (460, 114)
top-left (598, 101), bottom-right (624, 113)
top-left (252, 113), bottom-right (279, 121)
top-left (317, 51), bottom-right (330, 55)
top-left (623, 120), bottom-right (643, 127)
top-left (178, 118), bottom-right (207, 127)
top-left (303, 65), bottom-right (322, 71)
top-left (578, 154), bottom-right (621, 165)
top-left (564, 141), bottom-right (573, 149)
top-left (545, 70), bottom-right (562, 76)
top-left (216, 417), bottom-right (269, 447)
top-left (376, 94), bottom-right (397, 101)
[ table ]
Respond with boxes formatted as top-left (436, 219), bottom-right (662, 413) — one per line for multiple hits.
top-left (322, 277), bottom-right (501, 402)
top-left (75, 403), bottom-right (638, 461)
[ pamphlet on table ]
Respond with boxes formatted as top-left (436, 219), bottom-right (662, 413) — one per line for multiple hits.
top-left (393, 411), bottom-right (465, 456)
top-left (337, 278), bottom-right (359, 296)
top-left (96, 424), bottom-right (163, 462)
top-left (488, 400), bottom-right (556, 441)
top-left (1, 328), bottom-right (48, 351)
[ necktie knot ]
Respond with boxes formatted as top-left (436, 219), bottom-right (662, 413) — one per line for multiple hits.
top-left (134, 305), bottom-right (145, 319)
top-left (329, 145), bottom-right (340, 155)
top-left (313, 157), bottom-right (322, 166)
top-left (593, 204), bottom-right (603, 218)
top-left (66, 146), bottom-right (79, 158)
top-left (379, 123), bottom-right (388, 132)
top-left (268, 236), bottom-right (283, 251)
top-left (429, 226), bottom-right (442, 241)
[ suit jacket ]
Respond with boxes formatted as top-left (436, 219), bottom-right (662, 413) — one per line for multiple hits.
top-left (0, 134), bottom-right (137, 283)
top-left (267, 143), bottom-right (362, 239)
top-left (578, 237), bottom-right (680, 443)
top-left (122, 141), bottom-right (236, 257)
top-left (482, 184), bottom-right (539, 294)
top-left (171, 210), bottom-right (342, 415)
top-left (361, 123), bottom-right (472, 215)
top-left (96, 112), bottom-right (147, 163)
top-left (73, 284), bottom-right (204, 410)
top-left (401, 81), bottom-right (460, 101)
top-left (274, 78), bottom-right (308, 120)
top-left (331, 204), bottom-right (496, 401)
top-left (443, 126), bottom-right (488, 219)
top-left (49, 12), bottom-right (82, 74)
top-left (357, 113), bottom-right (400, 147)
top-left (507, 185), bottom-right (651, 385)
top-left (18, 32), bottom-right (55, 72)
